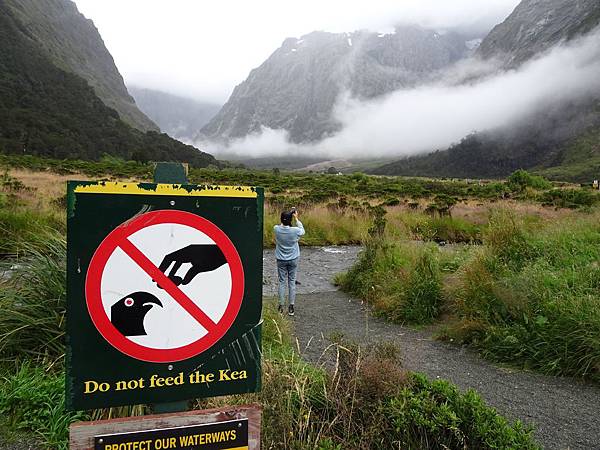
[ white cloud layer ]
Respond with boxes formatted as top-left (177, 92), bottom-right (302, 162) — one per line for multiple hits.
top-left (73, 0), bottom-right (519, 102)
top-left (202, 30), bottom-right (600, 159)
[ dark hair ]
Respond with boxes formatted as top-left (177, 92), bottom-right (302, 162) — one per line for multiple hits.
top-left (281, 210), bottom-right (293, 226)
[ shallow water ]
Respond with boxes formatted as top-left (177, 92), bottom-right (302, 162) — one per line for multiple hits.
top-left (262, 245), bottom-right (362, 295)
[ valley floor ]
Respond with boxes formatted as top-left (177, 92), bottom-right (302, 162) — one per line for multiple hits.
top-left (263, 247), bottom-right (600, 450)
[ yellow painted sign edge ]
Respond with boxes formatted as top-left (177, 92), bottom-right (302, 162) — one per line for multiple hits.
top-left (73, 182), bottom-right (257, 198)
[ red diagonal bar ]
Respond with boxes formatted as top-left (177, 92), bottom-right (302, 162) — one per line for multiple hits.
top-left (119, 238), bottom-right (217, 333)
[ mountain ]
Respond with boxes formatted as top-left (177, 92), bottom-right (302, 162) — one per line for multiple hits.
top-left (0, 1), bottom-right (218, 167)
top-left (372, 0), bottom-right (600, 181)
top-left (4, 0), bottom-right (157, 132)
top-left (477, 0), bottom-right (600, 67)
top-left (129, 87), bottom-right (220, 142)
top-left (200, 26), bottom-right (474, 143)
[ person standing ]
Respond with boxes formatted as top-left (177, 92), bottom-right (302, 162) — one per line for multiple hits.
top-left (274, 208), bottom-right (305, 316)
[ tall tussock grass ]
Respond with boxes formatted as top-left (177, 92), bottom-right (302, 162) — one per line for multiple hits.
top-left (0, 231), bottom-right (66, 364)
top-left (337, 238), bottom-right (444, 325)
top-left (0, 234), bottom-right (539, 449)
top-left (341, 207), bottom-right (600, 381)
top-left (0, 209), bottom-right (64, 256)
top-left (446, 209), bottom-right (600, 380)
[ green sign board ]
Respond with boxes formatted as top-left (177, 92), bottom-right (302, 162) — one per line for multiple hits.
top-left (66, 182), bottom-right (263, 410)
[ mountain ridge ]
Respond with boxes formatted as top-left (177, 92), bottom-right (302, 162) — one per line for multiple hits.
top-left (200, 25), bottom-right (475, 143)
top-left (0, 1), bottom-right (218, 167)
top-left (129, 87), bottom-right (220, 142)
top-left (477, 0), bottom-right (600, 67)
top-left (371, 0), bottom-right (600, 180)
top-left (5, 0), bottom-right (158, 132)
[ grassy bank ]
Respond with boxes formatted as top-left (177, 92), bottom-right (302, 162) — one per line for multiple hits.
top-left (2, 160), bottom-right (598, 381)
top-left (0, 232), bottom-right (540, 449)
top-left (1, 158), bottom-right (595, 251)
top-left (443, 209), bottom-right (600, 380)
top-left (338, 208), bottom-right (600, 382)
top-left (263, 202), bottom-right (370, 246)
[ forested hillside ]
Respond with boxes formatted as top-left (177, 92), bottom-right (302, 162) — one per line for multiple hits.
top-left (373, 101), bottom-right (600, 181)
top-left (0, 3), bottom-right (218, 167)
top-left (371, 0), bottom-right (600, 181)
top-left (4, 0), bottom-right (157, 132)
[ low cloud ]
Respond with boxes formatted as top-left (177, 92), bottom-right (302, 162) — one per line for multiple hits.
top-left (201, 29), bottom-right (600, 159)
top-left (76, 0), bottom-right (519, 102)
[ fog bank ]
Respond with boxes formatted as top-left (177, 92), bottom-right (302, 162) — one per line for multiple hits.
top-left (202, 30), bottom-right (600, 159)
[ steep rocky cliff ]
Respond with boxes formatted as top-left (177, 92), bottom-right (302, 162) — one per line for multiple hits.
top-left (478, 0), bottom-right (600, 67)
top-left (4, 0), bottom-right (158, 132)
top-left (0, 2), bottom-right (217, 167)
top-left (201, 26), bottom-right (472, 143)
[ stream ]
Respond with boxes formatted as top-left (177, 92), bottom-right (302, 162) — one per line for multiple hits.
top-left (262, 245), bottom-right (362, 295)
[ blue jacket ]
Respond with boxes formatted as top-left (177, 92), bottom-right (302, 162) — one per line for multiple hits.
top-left (274, 220), bottom-right (305, 260)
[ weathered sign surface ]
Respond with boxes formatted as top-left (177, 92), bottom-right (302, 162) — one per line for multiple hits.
top-left (66, 182), bottom-right (263, 410)
top-left (70, 405), bottom-right (261, 450)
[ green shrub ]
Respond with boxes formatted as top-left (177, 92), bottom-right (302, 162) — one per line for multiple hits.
top-left (448, 213), bottom-right (600, 380)
top-left (0, 232), bottom-right (66, 363)
top-left (539, 188), bottom-right (599, 209)
top-left (507, 170), bottom-right (552, 191)
top-left (0, 363), bottom-right (88, 449)
top-left (386, 373), bottom-right (539, 449)
top-left (382, 197), bottom-right (401, 206)
top-left (411, 216), bottom-right (481, 243)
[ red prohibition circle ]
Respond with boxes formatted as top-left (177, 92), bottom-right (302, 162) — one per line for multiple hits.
top-left (85, 210), bottom-right (245, 363)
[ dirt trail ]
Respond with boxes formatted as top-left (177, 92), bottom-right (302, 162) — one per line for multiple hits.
top-left (264, 247), bottom-right (600, 450)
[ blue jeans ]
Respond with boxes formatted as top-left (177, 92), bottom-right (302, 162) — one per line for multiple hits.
top-left (277, 258), bottom-right (298, 306)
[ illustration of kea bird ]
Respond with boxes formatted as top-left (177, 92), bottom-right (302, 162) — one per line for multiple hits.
top-left (110, 292), bottom-right (163, 336)
top-left (156, 244), bottom-right (227, 288)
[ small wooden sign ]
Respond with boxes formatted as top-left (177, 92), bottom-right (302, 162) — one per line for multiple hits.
top-left (70, 405), bottom-right (260, 450)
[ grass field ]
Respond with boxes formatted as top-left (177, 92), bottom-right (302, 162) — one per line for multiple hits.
top-left (0, 232), bottom-right (540, 449)
top-left (1, 160), bottom-right (585, 253)
top-left (1, 156), bottom-right (596, 448)
top-left (338, 207), bottom-right (600, 381)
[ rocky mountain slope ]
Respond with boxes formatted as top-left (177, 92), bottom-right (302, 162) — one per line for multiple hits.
top-left (129, 87), bottom-right (220, 142)
top-left (201, 26), bottom-right (474, 143)
top-left (0, 2), bottom-right (217, 167)
top-left (4, 0), bottom-right (157, 132)
top-left (373, 0), bottom-right (600, 180)
top-left (478, 0), bottom-right (600, 67)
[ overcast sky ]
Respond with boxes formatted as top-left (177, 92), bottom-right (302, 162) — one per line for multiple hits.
top-left (74, 0), bottom-right (520, 104)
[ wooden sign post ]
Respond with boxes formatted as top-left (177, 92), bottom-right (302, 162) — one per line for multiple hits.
top-left (70, 404), bottom-right (261, 450)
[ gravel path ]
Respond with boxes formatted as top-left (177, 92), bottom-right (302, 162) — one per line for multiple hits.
top-left (264, 247), bottom-right (600, 450)
top-left (0, 441), bottom-right (38, 450)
